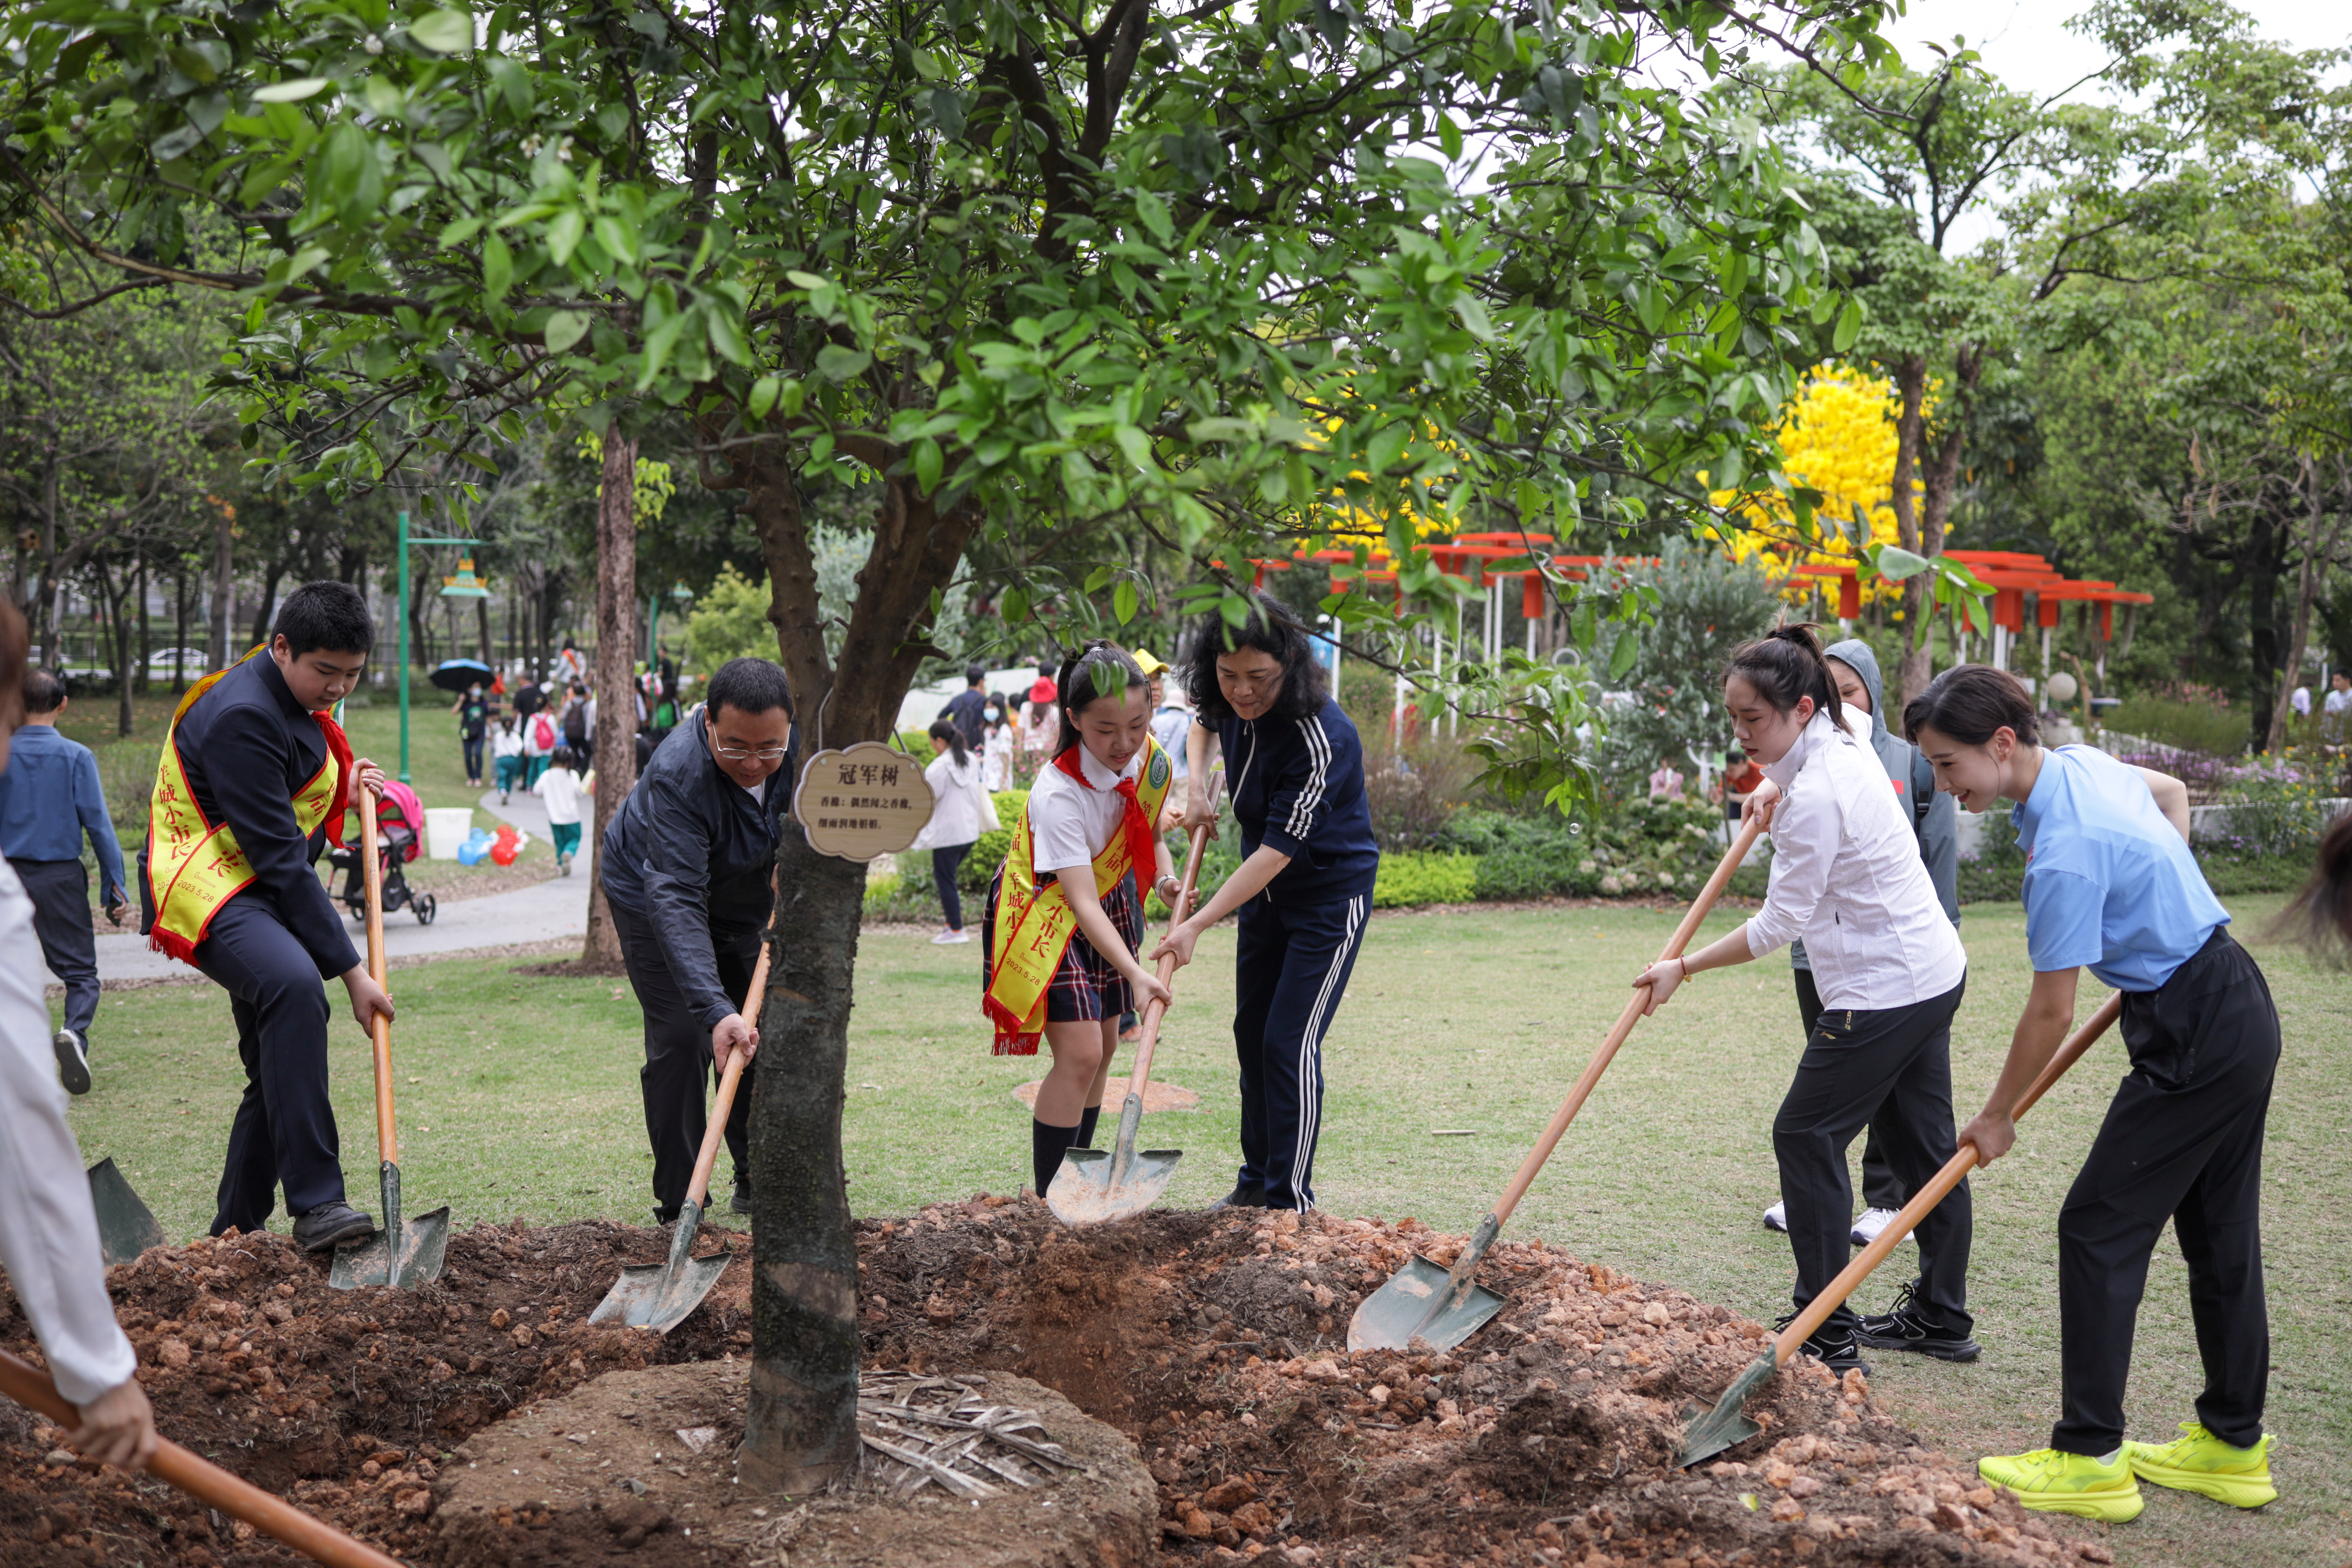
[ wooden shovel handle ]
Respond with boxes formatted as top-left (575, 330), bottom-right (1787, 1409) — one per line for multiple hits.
top-left (1121, 767), bottom-right (1223, 1096)
top-left (1490, 811), bottom-right (1769, 1227)
top-left (685, 941), bottom-right (773, 1211)
top-left (1769, 991), bottom-right (2125, 1365)
top-left (356, 789), bottom-right (396, 1168)
top-left (0, 1349), bottom-right (407, 1568)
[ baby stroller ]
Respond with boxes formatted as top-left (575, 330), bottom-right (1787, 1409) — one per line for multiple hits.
top-left (329, 779), bottom-right (438, 925)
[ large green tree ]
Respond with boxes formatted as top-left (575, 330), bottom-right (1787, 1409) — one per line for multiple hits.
top-left (4, 0), bottom-right (1887, 1484)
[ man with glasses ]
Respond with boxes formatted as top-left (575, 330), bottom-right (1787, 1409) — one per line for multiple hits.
top-left (598, 658), bottom-right (794, 1222)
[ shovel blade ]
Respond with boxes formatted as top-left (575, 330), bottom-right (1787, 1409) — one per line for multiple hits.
top-left (1675, 1351), bottom-right (1778, 1467)
top-left (588, 1247), bottom-right (734, 1332)
top-left (1347, 1254), bottom-right (1509, 1353)
top-left (328, 1207), bottom-right (451, 1292)
top-left (85, 1158), bottom-right (165, 1268)
top-left (1046, 1145), bottom-right (1184, 1226)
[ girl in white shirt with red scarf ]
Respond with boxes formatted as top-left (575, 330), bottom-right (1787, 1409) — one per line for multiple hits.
top-left (1632, 624), bottom-right (1975, 1376)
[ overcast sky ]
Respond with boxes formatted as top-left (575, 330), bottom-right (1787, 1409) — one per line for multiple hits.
top-left (1881, 0), bottom-right (2347, 102)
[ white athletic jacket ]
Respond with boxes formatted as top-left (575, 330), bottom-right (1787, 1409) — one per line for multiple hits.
top-left (0, 855), bottom-right (138, 1404)
top-left (1743, 709), bottom-right (1967, 1011)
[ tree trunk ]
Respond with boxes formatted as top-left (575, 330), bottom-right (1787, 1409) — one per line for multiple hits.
top-left (2266, 459), bottom-right (2351, 754)
top-left (134, 548), bottom-right (149, 697)
top-left (2243, 495), bottom-right (2285, 754)
top-left (209, 509), bottom-right (233, 672)
top-left (581, 428), bottom-right (641, 969)
top-left (174, 564), bottom-right (190, 691)
top-left (251, 561), bottom-right (285, 650)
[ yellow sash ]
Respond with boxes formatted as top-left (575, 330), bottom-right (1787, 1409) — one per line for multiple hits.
top-left (985, 738), bottom-right (1172, 1054)
top-left (146, 648), bottom-right (344, 967)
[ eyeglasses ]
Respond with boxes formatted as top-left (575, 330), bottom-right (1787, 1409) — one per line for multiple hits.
top-left (713, 743), bottom-right (790, 762)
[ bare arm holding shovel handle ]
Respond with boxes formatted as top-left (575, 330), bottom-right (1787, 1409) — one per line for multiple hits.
top-left (1349, 814), bottom-right (1767, 1351)
top-left (1678, 992), bottom-right (2125, 1466)
top-left (0, 1349), bottom-right (409, 1568)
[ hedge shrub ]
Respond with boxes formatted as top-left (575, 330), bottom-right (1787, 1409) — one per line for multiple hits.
top-left (1373, 852), bottom-right (1481, 908)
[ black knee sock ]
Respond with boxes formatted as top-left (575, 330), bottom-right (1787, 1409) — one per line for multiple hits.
top-left (1032, 1118), bottom-right (1079, 1195)
top-left (1076, 1105), bottom-right (1101, 1149)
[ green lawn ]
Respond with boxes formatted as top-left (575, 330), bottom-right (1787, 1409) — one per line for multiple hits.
top-left (55, 895), bottom-right (2350, 1568)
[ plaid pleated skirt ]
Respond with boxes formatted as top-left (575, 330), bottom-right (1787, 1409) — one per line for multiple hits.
top-left (984, 871), bottom-right (1144, 1053)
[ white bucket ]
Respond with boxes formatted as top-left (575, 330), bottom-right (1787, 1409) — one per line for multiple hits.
top-left (424, 807), bottom-right (475, 861)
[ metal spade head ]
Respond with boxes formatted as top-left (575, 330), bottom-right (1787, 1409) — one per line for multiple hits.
top-left (1675, 1350), bottom-right (1778, 1467)
top-left (329, 1163), bottom-right (448, 1291)
top-left (1346, 1254), bottom-right (1509, 1354)
top-left (587, 1198), bottom-right (734, 1332)
top-left (85, 1158), bottom-right (165, 1267)
top-left (1046, 1144), bottom-right (1184, 1226)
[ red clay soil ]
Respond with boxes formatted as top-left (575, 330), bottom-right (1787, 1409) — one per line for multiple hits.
top-left (0, 1203), bottom-right (2114, 1568)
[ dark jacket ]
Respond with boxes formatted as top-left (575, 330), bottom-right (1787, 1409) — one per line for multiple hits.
top-left (600, 704), bottom-right (789, 1027)
top-left (0, 723), bottom-right (127, 898)
top-left (939, 687), bottom-right (988, 751)
top-left (1216, 693), bottom-right (1380, 906)
top-left (140, 653), bottom-right (360, 978)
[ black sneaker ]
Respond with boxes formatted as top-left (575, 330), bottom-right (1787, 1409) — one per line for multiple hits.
top-left (293, 1202), bottom-right (377, 1252)
top-left (1854, 1281), bottom-right (1981, 1362)
top-left (52, 1030), bottom-right (90, 1096)
top-left (1208, 1186), bottom-right (1263, 1212)
top-left (1774, 1310), bottom-right (1872, 1377)
top-left (731, 1176), bottom-right (754, 1216)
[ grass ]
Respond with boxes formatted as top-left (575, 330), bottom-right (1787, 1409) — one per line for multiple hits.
top-left (55, 896), bottom-right (2350, 1568)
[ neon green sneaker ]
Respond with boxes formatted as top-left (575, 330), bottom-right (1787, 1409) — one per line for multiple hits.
top-left (1978, 1447), bottom-right (2145, 1521)
top-left (2124, 1422), bottom-right (2276, 1508)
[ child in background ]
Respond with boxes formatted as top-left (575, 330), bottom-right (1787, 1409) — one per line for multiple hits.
top-left (491, 715), bottom-right (525, 804)
top-left (522, 701), bottom-right (560, 788)
top-left (982, 696), bottom-right (1016, 792)
top-left (534, 746), bottom-right (587, 875)
top-left (985, 642), bottom-right (1180, 1197)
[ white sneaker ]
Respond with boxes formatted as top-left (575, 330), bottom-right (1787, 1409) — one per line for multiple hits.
top-left (1851, 1208), bottom-right (1904, 1246)
top-left (931, 930), bottom-right (972, 945)
top-left (1763, 1199), bottom-right (1788, 1233)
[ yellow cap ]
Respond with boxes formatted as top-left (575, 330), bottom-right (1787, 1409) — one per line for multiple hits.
top-left (1131, 649), bottom-right (1171, 677)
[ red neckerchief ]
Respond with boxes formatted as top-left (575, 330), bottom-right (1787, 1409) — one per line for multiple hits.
top-left (1053, 744), bottom-right (1156, 889)
top-left (314, 707), bottom-right (355, 845)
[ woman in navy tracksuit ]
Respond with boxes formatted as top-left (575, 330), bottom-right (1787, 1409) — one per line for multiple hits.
top-left (1154, 593), bottom-right (1380, 1211)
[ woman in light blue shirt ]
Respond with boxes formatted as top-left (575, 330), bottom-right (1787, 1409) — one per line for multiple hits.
top-left (1907, 665), bottom-right (2280, 1525)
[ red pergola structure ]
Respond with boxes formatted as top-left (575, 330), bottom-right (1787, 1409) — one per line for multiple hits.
top-left (1784, 549), bottom-right (2153, 683)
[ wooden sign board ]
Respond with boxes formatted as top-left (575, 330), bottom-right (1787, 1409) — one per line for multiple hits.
top-left (793, 742), bottom-right (936, 862)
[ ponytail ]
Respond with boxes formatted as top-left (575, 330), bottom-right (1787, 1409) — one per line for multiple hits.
top-left (927, 718), bottom-right (969, 769)
top-left (1724, 623), bottom-right (1847, 734)
top-left (2274, 811), bottom-right (2352, 962)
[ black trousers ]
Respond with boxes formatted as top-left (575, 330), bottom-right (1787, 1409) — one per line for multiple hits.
top-left (197, 897), bottom-right (346, 1232)
top-left (18, 859), bottom-right (99, 1041)
top-left (931, 842), bottom-right (973, 931)
top-left (1775, 976), bottom-right (1972, 1335)
top-left (2053, 930), bottom-right (2278, 1455)
top-left (1793, 967), bottom-right (1905, 1211)
top-left (608, 898), bottom-right (760, 1221)
top-left (1232, 892), bottom-right (1370, 1211)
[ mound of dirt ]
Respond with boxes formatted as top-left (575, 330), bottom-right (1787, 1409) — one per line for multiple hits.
top-left (0, 1203), bottom-right (2112, 1568)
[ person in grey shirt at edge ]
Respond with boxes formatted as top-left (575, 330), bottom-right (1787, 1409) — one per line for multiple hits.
top-left (1763, 636), bottom-right (1960, 1245)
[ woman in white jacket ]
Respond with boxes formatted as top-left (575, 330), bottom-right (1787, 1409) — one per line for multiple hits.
top-left (911, 718), bottom-right (998, 945)
top-left (1632, 625), bottom-right (1975, 1376)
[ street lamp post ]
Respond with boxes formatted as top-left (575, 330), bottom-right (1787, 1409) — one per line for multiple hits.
top-left (392, 509), bottom-right (485, 784)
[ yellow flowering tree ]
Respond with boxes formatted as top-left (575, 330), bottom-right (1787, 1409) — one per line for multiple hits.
top-left (1711, 364), bottom-right (1930, 608)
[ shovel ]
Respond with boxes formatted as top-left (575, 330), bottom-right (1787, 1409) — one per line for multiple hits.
top-left (589, 939), bottom-right (772, 1331)
top-left (86, 1156), bottom-right (166, 1267)
top-left (0, 1346), bottom-right (406, 1568)
top-left (1350, 813), bottom-right (1768, 1354)
top-left (1678, 992), bottom-right (2124, 1467)
top-left (1047, 778), bottom-right (1221, 1227)
top-left (329, 789), bottom-right (449, 1292)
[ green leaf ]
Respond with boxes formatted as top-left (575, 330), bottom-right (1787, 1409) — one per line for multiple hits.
top-left (253, 78), bottom-right (329, 104)
top-left (1001, 587), bottom-right (1030, 625)
top-left (541, 307), bottom-right (590, 354)
top-left (1608, 626), bottom-right (1639, 681)
top-left (1084, 566), bottom-right (1115, 593)
top-left (407, 10), bottom-right (477, 53)
top-left (545, 209), bottom-right (584, 267)
top-left (1870, 545), bottom-right (1931, 581)
top-left (1113, 579), bottom-right (1139, 625)
top-left (481, 232), bottom-right (512, 300)
top-left (815, 344), bottom-right (871, 382)
top-left (1832, 299), bottom-right (1862, 352)
top-left (912, 438), bottom-right (943, 495)
top-left (747, 376), bottom-right (783, 420)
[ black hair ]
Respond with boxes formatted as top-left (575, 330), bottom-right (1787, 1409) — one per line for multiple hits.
top-left (705, 657), bottom-right (794, 720)
top-left (1722, 623), bottom-right (1845, 734)
top-left (927, 717), bottom-right (970, 768)
top-left (1053, 640), bottom-right (1150, 754)
top-left (1726, 747), bottom-right (1746, 763)
top-left (23, 667), bottom-right (67, 714)
top-left (571, 680), bottom-right (589, 696)
top-left (2274, 812), bottom-right (2352, 962)
top-left (552, 746), bottom-right (579, 770)
top-left (274, 580), bottom-right (375, 657)
top-left (965, 662), bottom-right (986, 686)
top-left (1902, 664), bottom-right (2040, 748)
top-left (1182, 590), bottom-right (1331, 724)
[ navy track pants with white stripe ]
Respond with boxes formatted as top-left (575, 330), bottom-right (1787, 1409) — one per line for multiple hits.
top-left (1232, 892), bottom-right (1368, 1211)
